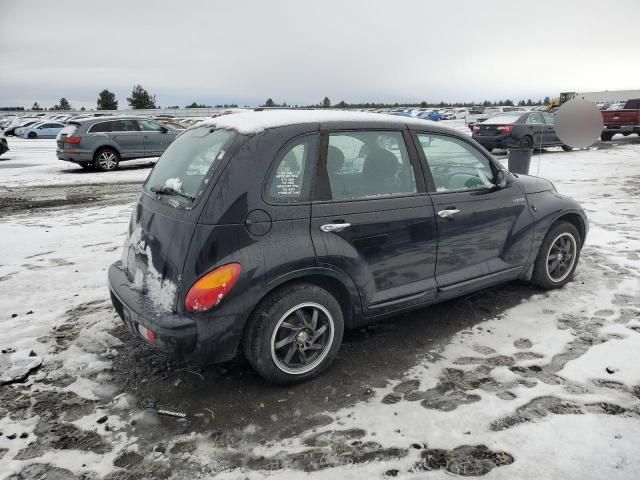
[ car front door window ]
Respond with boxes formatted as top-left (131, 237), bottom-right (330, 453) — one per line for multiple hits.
top-left (417, 134), bottom-right (495, 192)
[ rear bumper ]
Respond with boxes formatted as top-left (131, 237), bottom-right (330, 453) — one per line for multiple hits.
top-left (57, 149), bottom-right (92, 163)
top-left (472, 135), bottom-right (518, 149)
top-left (603, 125), bottom-right (640, 134)
top-left (108, 262), bottom-right (247, 362)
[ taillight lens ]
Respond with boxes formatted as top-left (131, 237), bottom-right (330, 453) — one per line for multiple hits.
top-left (65, 136), bottom-right (81, 144)
top-left (185, 263), bottom-right (241, 312)
top-left (472, 126), bottom-right (480, 133)
top-left (497, 125), bottom-right (513, 134)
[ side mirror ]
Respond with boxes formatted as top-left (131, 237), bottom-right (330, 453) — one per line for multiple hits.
top-left (161, 127), bottom-right (170, 133)
top-left (495, 170), bottom-right (508, 189)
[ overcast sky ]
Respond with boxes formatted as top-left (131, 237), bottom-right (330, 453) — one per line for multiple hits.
top-left (1, 0), bottom-right (639, 109)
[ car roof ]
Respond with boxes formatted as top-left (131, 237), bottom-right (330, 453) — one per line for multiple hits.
top-left (74, 115), bottom-right (147, 124)
top-left (198, 109), bottom-right (460, 135)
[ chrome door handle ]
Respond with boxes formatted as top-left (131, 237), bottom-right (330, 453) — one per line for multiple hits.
top-left (320, 223), bottom-right (351, 233)
top-left (438, 209), bottom-right (460, 218)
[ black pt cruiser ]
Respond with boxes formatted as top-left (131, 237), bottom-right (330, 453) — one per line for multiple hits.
top-left (109, 110), bottom-right (588, 384)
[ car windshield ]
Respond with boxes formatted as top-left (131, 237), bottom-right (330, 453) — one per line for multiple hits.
top-left (483, 114), bottom-right (522, 124)
top-left (144, 126), bottom-right (234, 207)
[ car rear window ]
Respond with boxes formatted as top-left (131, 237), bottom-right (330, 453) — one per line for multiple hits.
top-left (144, 127), bottom-right (235, 207)
top-left (483, 114), bottom-right (522, 124)
top-left (57, 124), bottom-right (78, 138)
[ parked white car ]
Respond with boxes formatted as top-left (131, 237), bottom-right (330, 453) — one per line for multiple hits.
top-left (466, 106), bottom-right (527, 127)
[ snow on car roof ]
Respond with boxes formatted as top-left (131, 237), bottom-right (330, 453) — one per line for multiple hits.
top-left (198, 109), bottom-right (436, 135)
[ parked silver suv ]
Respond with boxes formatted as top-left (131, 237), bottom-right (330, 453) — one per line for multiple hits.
top-left (56, 116), bottom-right (179, 171)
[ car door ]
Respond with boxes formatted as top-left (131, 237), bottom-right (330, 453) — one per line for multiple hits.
top-left (38, 123), bottom-right (57, 138)
top-left (310, 129), bottom-right (438, 317)
top-left (139, 119), bottom-right (170, 157)
top-left (107, 119), bottom-right (144, 158)
top-left (413, 132), bottom-right (534, 298)
top-left (525, 112), bottom-right (546, 147)
top-left (542, 113), bottom-right (560, 145)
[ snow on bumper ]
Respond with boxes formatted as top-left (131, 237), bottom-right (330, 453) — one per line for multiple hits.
top-left (108, 262), bottom-right (197, 354)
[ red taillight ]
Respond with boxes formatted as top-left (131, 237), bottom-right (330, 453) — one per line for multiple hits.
top-left (472, 126), bottom-right (480, 133)
top-left (185, 263), bottom-right (241, 312)
top-left (497, 125), bottom-right (513, 134)
top-left (65, 136), bottom-right (81, 144)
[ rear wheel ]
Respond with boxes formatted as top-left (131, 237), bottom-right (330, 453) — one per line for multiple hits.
top-left (519, 136), bottom-right (533, 149)
top-left (244, 283), bottom-right (344, 385)
top-left (600, 132), bottom-right (613, 141)
top-left (93, 148), bottom-right (120, 172)
top-left (531, 221), bottom-right (581, 290)
top-left (27, 132), bottom-right (37, 139)
top-left (561, 145), bottom-right (573, 152)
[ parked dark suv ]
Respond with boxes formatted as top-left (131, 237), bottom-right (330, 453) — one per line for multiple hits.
top-left (56, 116), bottom-right (179, 171)
top-left (108, 110), bottom-right (588, 384)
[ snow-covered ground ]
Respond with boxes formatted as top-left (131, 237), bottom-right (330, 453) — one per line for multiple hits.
top-left (0, 132), bottom-right (639, 479)
top-left (0, 137), bottom-right (157, 188)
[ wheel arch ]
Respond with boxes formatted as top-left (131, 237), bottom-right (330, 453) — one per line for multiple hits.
top-left (246, 267), bottom-right (363, 333)
top-left (552, 212), bottom-right (586, 247)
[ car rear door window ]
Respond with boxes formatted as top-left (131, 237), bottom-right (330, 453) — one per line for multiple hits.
top-left (542, 113), bottom-right (556, 125)
top-left (89, 121), bottom-right (116, 133)
top-left (526, 113), bottom-right (544, 125)
top-left (417, 134), bottom-right (495, 192)
top-left (323, 131), bottom-right (417, 201)
top-left (267, 134), bottom-right (317, 203)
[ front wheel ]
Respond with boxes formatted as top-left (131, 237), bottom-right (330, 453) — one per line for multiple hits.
top-left (27, 132), bottom-right (37, 139)
top-left (531, 221), bottom-right (581, 290)
top-left (561, 145), bottom-right (573, 152)
top-left (244, 284), bottom-right (344, 385)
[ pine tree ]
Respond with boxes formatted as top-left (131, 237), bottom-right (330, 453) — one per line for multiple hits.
top-left (543, 96), bottom-right (551, 104)
top-left (322, 97), bottom-right (331, 108)
top-left (127, 85), bottom-right (156, 109)
top-left (31, 102), bottom-right (42, 111)
top-left (57, 98), bottom-right (72, 111)
top-left (526, 99), bottom-right (533, 106)
top-left (80, 107), bottom-right (86, 111)
top-left (264, 98), bottom-right (275, 107)
top-left (97, 89), bottom-right (118, 110)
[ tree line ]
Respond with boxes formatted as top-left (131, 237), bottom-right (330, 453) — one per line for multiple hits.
top-left (10, 89), bottom-right (554, 112)
top-left (262, 96), bottom-right (553, 109)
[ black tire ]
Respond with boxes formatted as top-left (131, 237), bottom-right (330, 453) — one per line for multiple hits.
top-left (27, 131), bottom-right (37, 139)
top-left (79, 162), bottom-right (93, 170)
top-left (93, 148), bottom-right (120, 172)
top-left (561, 145), bottom-right (573, 152)
top-left (243, 283), bottom-right (344, 385)
top-left (519, 136), bottom-right (534, 149)
top-left (600, 132), bottom-right (613, 141)
top-left (531, 221), bottom-right (581, 290)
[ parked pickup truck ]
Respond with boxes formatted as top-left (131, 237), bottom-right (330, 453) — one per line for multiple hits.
top-left (600, 99), bottom-right (640, 141)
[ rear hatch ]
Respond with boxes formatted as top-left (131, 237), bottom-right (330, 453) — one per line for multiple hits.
top-left (118, 126), bottom-right (236, 314)
top-left (57, 122), bottom-right (80, 149)
top-left (602, 110), bottom-right (640, 127)
top-left (120, 201), bottom-right (196, 313)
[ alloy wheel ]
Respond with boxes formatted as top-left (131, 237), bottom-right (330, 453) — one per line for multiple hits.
top-left (270, 302), bottom-right (335, 375)
top-left (546, 232), bottom-right (577, 282)
top-left (98, 151), bottom-right (118, 170)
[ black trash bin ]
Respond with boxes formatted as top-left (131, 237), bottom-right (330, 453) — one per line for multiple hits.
top-left (508, 147), bottom-right (533, 175)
